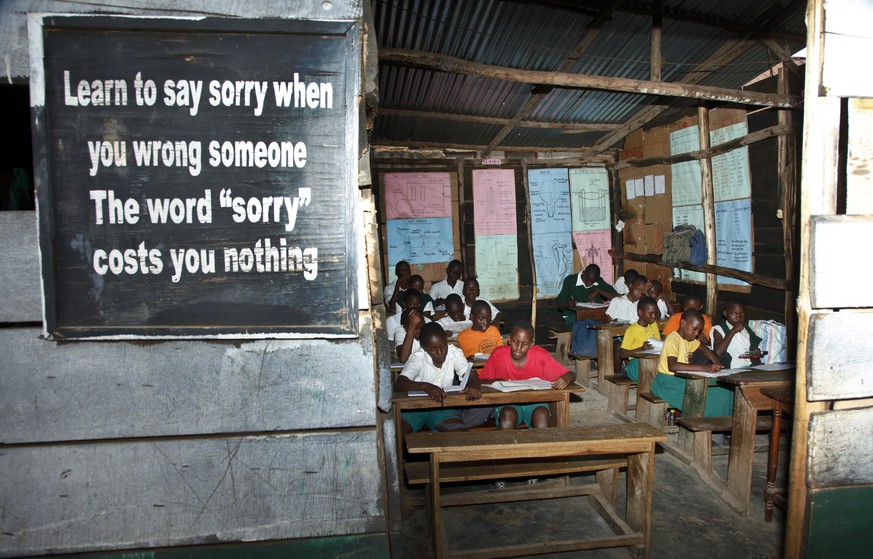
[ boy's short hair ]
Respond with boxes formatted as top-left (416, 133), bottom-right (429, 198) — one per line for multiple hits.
top-left (409, 274), bottom-right (424, 284)
top-left (419, 322), bottom-right (446, 344)
top-left (394, 260), bottom-right (409, 274)
top-left (624, 268), bottom-right (639, 282)
top-left (584, 263), bottom-right (601, 276)
top-left (637, 296), bottom-right (657, 309)
top-left (650, 279), bottom-right (662, 289)
top-left (402, 288), bottom-right (422, 306)
top-left (511, 320), bottom-right (535, 336)
top-left (445, 293), bottom-right (463, 306)
top-left (631, 275), bottom-right (648, 285)
top-left (681, 308), bottom-right (703, 323)
top-left (471, 300), bottom-right (491, 315)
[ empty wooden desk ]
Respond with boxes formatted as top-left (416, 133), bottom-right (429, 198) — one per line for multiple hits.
top-left (588, 321), bottom-right (631, 394)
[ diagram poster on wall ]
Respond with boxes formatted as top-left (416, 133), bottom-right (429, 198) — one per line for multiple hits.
top-left (386, 218), bottom-right (454, 266)
top-left (528, 168), bottom-right (572, 297)
top-left (569, 168), bottom-right (611, 231)
top-left (383, 172), bottom-right (452, 219)
top-left (472, 169), bottom-right (517, 236)
top-left (529, 168), bottom-right (571, 234)
top-left (475, 234), bottom-right (519, 300)
top-left (714, 198), bottom-right (752, 286)
top-left (670, 126), bottom-right (702, 207)
top-left (572, 230), bottom-right (614, 284)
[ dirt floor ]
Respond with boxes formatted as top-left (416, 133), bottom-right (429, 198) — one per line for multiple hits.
top-left (400, 385), bottom-right (789, 559)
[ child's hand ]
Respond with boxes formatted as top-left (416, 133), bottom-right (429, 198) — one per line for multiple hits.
top-left (588, 291), bottom-right (599, 302)
top-left (643, 341), bottom-right (653, 350)
top-left (731, 321), bottom-right (744, 334)
top-left (551, 376), bottom-right (571, 389)
top-left (708, 363), bottom-right (723, 372)
top-left (464, 385), bottom-right (482, 400)
top-left (407, 309), bottom-right (424, 330)
top-left (697, 332), bottom-right (710, 345)
top-left (425, 384), bottom-right (446, 403)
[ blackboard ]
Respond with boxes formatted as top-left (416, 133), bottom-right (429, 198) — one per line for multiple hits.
top-left (30, 16), bottom-right (359, 338)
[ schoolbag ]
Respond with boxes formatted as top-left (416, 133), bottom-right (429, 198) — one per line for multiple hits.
top-left (661, 225), bottom-right (696, 266)
top-left (689, 228), bottom-right (707, 266)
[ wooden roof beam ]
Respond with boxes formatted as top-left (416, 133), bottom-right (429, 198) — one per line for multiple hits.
top-left (378, 108), bottom-right (620, 132)
top-left (378, 48), bottom-right (802, 109)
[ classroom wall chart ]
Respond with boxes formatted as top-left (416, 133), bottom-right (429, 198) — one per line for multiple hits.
top-left (570, 168), bottom-right (613, 283)
top-left (472, 169), bottom-right (519, 300)
top-left (384, 172), bottom-right (455, 266)
top-left (528, 168), bottom-right (573, 298)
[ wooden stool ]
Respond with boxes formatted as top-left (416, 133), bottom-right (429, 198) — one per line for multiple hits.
top-left (762, 388), bottom-right (794, 522)
top-left (547, 328), bottom-right (571, 365)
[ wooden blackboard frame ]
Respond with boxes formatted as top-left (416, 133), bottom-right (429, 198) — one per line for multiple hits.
top-left (29, 15), bottom-right (360, 339)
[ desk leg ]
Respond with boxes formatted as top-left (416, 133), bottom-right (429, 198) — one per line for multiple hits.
top-left (596, 330), bottom-right (613, 395)
top-left (726, 387), bottom-right (756, 515)
top-left (557, 394), bottom-right (570, 428)
top-left (678, 378), bottom-right (708, 453)
top-left (395, 407), bottom-right (408, 510)
top-left (765, 407), bottom-right (782, 522)
top-left (626, 446), bottom-right (655, 559)
top-left (429, 455), bottom-right (444, 559)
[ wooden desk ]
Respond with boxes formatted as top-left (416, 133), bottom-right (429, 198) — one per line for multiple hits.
top-left (406, 424), bottom-right (666, 559)
top-left (761, 388), bottom-right (794, 522)
top-left (718, 369), bottom-right (793, 515)
top-left (588, 321), bottom-right (631, 394)
top-left (392, 384), bottom-right (583, 505)
top-left (575, 304), bottom-right (608, 322)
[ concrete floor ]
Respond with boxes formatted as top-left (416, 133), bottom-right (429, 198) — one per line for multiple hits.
top-left (401, 385), bottom-right (789, 559)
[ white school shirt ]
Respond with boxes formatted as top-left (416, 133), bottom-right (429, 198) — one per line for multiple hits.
top-left (613, 277), bottom-right (629, 295)
top-left (606, 296), bottom-right (639, 322)
top-left (710, 324), bottom-right (753, 368)
top-left (463, 298), bottom-right (500, 321)
top-left (400, 345), bottom-right (467, 387)
top-left (429, 278), bottom-right (464, 301)
top-left (657, 298), bottom-right (670, 318)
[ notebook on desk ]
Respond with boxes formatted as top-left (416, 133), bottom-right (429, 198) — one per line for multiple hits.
top-left (408, 362), bottom-right (473, 396)
top-left (676, 367), bottom-right (751, 378)
top-left (489, 378), bottom-right (553, 392)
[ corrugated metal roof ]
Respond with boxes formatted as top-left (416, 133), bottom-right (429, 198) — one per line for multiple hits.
top-left (372, 0), bottom-right (806, 153)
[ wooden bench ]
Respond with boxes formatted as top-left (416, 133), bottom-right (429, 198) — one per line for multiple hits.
top-left (406, 424), bottom-right (667, 559)
top-left (677, 415), bottom-right (774, 474)
top-left (569, 351), bottom-right (597, 387)
top-left (605, 374), bottom-right (636, 416)
top-left (638, 391), bottom-right (668, 429)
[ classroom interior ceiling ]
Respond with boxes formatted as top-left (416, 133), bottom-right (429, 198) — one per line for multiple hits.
top-left (370, 0), bottom-right (807, 159)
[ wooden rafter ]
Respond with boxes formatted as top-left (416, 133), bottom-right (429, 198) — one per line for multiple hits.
top-left (378, 48), bottom-right (801, 109)
top-left (378, 108), bottom-right (620, 132)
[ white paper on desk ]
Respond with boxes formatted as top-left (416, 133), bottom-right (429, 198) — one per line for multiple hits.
top-left (473, 353), bottom-right (490, 362)
top-left (409, 363), bottom-right (473, 396)
top-left (576, 302), bottom-right (609, 308)
top-left (751, 363), bottom-right (795, 371)
top-left (638, 348), bottom-right (661, 355)
top-left (490, 378), bottom-right (554, 392)
top-left (677, 367), bottom-right (750, 378)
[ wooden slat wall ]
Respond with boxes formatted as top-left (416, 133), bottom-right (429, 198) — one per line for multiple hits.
top-left (0, 2), bottom-right (388, 556)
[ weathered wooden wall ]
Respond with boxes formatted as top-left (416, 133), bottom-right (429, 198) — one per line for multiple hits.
top-left (0, 1), bottom-right (388, 557)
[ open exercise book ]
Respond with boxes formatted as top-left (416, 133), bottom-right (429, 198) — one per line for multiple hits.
top-left (489, 378), bottom-right (554, 392)
top-left (408, 362), bottom-right (474, 397)
top-left (576, 302), bottom-right (609, 309)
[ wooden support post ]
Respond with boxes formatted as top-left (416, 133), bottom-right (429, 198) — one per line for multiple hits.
top-left (697, 105), bottom-right (718, 316)
top-left (785, 0), bottom-right (840, 554)
top-left (778, 68), bottom-right (798, 360)
top-left (522, 160), bottom-right (537, 327)
top-left (457, 158), bottom-right (468, 270)
top-left (650, 1), bottom-right (662, 82)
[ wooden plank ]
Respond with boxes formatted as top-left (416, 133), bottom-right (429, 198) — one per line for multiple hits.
top-left (808, 406), bottom-right (873, 488)
top-left (807, 310), bottom-right (873, 400)
top-left (0, 431), bottom-right (385, 557)
top-left (0, 212), bottom-right (41, 323)
top-left (378, 49), bottom-right (801, 109)
top-left (0, 327), bottom-right (377, 443)
top-left (612, 251), bottom-right (787, 290)
top-left (810, 216), bottom-right (873, 308)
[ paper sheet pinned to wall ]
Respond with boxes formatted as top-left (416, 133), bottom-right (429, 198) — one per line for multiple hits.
top-left (670, 126), bottom-right (702, 207)
top-left (475, 234), bottom-right (519, 300)
top-left (473, 169), bottom-right (517, 236)
top-left (386, 217), bottom-right (454, 265)
top-left (570, 168), bottom-right (611, 231)
top-left (383, 172), bottom-right (453, 219)
top-left (529, 168), bottom-right (571, 234)
top-left (572, 230), bottom-right (614, 284)
top-left (710, 122), bottom-right (752, 202)
top-left (531, 232), bottom-right (574, 298)
top-left (715, 198), bottom-right (752, 285)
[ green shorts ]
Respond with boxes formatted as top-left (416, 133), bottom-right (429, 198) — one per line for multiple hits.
top-left (495, 404), bottom-right (551, 427)
top-left (401, 409), bottom-right (464, 432)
